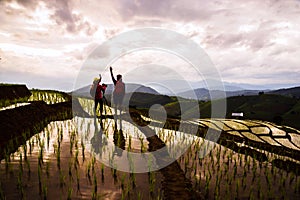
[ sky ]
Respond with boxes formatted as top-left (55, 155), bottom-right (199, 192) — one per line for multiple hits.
top-left (0, 0), bottom-right (300, 92)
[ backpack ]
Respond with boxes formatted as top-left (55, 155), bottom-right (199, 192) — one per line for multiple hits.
top-left (114, 80), bottom-right (125, 95)
top-left (90, 83), bottom-right (97, 98)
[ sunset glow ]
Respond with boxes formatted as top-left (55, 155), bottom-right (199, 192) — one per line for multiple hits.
top-left (0, 0), bottom-right (299, 91)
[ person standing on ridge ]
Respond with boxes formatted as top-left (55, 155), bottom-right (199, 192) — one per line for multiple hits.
top-left (90, 75), bottom-right (107, 118)
top-left (110, 66), bottom-right (125, 128)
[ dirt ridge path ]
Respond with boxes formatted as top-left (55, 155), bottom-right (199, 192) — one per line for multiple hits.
top-left (122, 111), bottom-right (203, 200)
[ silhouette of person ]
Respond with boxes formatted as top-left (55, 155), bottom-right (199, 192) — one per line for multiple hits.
top-left (90, 76), bottom-right (107, 118)
top-left (110, 66), bottom-right (125, 130)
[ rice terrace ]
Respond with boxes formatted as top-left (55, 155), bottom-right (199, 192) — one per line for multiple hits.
top-left (2, 0), bottom-right (300, 199)
top-left (0, 83), bottom-right (300, 199)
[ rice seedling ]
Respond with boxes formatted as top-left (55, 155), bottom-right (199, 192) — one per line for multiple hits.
top-left (19, 152), bottom-right (23, 175)
top-left (130, 172), bottom-right (136, 189)
top-left (236, 179), bottom-right (240, 199)
top-left (101, 163), bottom-right (105, 183)
top-left (148, 171), bottom-right (155, 195)
top-left (45, 161), bottom-right (50, 178)
top-left (91, 155), bottom-right (96, 174)
top-left (68, 160), bottom-right (73, 180)
top-left (42, 183), bottom-right (48, 200)
top-left (295, 178), bottom-right (300, 193)
top-left (29, 138), bottom-right (34, 155)
top-left (59, 171), bottom-right (66, 188)
top-left (137, 191), bottom-right (142, 200)
top-left (38, 162), bottom-right (42, 193)
top-left (122, 180), bottom-right (132, 200)
top-left (56, 146), bottom-right (61, 170)
top-left (92, 173), bottom-right (97, 200)
top-left (25, 158), bottom-right (31, 177)
top-left (67, 188), bottom-right (72, 200)
top-left (138, 136), bottom-right (146, 153)
top-left (0, 181), bottom-right (5, 200)
top-left (120, 173), bottom-right (126, 190)
top-left (214, 174), bottom-right (220, 200)
top-left (17, 153), bottom-right (24, 198)
top-left (38, 140), bottom-right (45, 166)
top-left (76, 169), bottom-right (80, 192)
top-left (81, 137), bottom-right (85, 162)
top-left (74, 149), bottom-right (79, 170)
top-left (204, 173), bottom-right (211, 199)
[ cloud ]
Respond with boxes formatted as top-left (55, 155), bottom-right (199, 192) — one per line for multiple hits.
top-left (104, 28), bottom-right (123, 39)
top-left (64, 42), bottom-right (99, 61)
top-left (111, 0), bottom-right (215, 22)
top-left (47, 0), bottom-right (97, 35)
top-left (0, 0), bottom-right (37, 10)
top-left (1, 0), bottom-right (300, 90)
top-left (0, 0), bottom-right (98, 35)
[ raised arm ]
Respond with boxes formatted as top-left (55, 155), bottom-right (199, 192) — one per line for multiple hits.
top-left (110, 66), bottom-right (117, 85)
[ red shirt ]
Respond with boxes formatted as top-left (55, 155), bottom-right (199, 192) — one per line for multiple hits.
top-left (95, 84), bottom-right (107, 99)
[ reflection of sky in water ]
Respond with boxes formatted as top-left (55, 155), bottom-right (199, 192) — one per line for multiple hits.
top-left (0, 102), bottom-right (31, 111)
top-left (240, 132), bottom-right (265, 143)
top-left (190, 118), bottom-right (300, 149)
top-left (6, 120), bottom-right (73, 163)
top-left (77, 116), bottom-right (204, 172)
top-left (275, 138), bottom-right (300, 150)
top-left (4, 115), bottom-right (300, 172)
top-left (77, 117), bottom-right (155, 172)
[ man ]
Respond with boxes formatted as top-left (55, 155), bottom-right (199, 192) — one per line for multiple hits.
top-left (110, 67), bottom-right (125, 130)
top-left (90, 76), bottom-right (107, 117)
top-left (110, 66), bottom-right (125, 124)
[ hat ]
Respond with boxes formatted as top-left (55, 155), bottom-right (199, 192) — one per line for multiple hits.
top-left (93, 77), bottom-right (100, 83)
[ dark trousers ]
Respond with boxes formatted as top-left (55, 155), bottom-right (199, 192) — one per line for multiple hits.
top-left (94, 98), bottom-right (104, 116)
top-left (113, 94), bottom-right (124, 107)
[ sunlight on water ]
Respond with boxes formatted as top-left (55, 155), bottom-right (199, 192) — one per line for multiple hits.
top-left (0, 102), bottom-right (31, 111)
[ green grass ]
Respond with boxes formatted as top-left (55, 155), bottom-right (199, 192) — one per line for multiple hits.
top-left (0, 84), bottom-right (31, 107)
top-left (195, 94), bottom-right (300, 129)
top-left (283, 101), bottom-right (300, 128)
top-left (164, 100), bottom-right (195, 118)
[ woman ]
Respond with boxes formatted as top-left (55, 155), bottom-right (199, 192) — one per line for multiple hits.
top-left (91, 76), bottom-right (107, 117)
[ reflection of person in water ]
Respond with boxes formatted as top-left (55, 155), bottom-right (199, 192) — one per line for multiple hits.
top-left (91, 118), bottom-right (107, 157)
top-left (91, 116), bottom-right (124, 158)
top-left (113, 128), bottom-right (125, 157)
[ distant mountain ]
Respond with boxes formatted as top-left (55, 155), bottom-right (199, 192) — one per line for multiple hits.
top-left (73, 83), bottom-right (159, 97)
top-left (158, 79), bottom-right (300, 93)
top-left (155, 79), bottom-right (245, 94)
top-left (178, 85), bottom-right (300, 101)
top-left (268, 86), bottom-right (300, 98)
top-left (178, 88), bottom-right (260, 100)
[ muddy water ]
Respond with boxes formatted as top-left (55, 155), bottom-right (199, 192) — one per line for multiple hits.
top-left (3, 103), bottom-right (300, 200)
top-left (0, 119), bottom-right (163, 199)
top-left (142, 115), bottom-right (300, 199)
